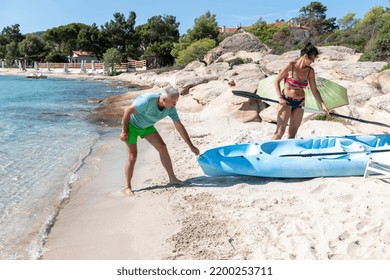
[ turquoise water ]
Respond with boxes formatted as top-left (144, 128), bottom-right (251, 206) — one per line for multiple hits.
top-left (0, 75), bottom-right (127, 259)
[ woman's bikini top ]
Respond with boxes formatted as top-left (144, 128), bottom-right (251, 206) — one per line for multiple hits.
top-left (284, 63), bottom-right (311, 89)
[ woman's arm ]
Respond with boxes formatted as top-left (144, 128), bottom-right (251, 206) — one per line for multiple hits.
top-left (274, 62), bottom-right (292, 105)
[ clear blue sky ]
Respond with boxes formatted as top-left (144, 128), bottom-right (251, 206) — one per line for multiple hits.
top-left (1, 0), bottom-right (389, 35)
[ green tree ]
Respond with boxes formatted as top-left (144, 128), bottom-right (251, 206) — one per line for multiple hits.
top-left (44, 23), bottom-right (87, 56)
top-left (77, 23), bottom-right (105, 60)
top-left (337, 12), bottom-right (360, 30)
top-left (185, 11), bottom-right (219, 42)
top-left (137, 15), bottom-right (180, 67)
top-left (361, 16), bottom-right (390, 61)
top-left (101, 12), bottom-right (138, 60)
top-left (299, 1), bottom-right (337, 34)
top-left (45, 52), bottom-right (68, 63)
top-left (358, 6), bottom-right (389, 60)
top-left (0, 24), bottom-right (25, 61)
top-left (358, 6), bottom-right (387, 27)
top-left (175, 38), bottom-right (216, 66)
top-left (246, 18), bottom-right (280, 43)
top-left (1, 24), bottom-right (25, 44)
top-left (144, 41), bottom-right (175, 68)
top-left (19, 34), bottom-right (47, 62)
top-left (170, 35), bottom-right (191, 59)
top-left (103, 47), bottom-right (122, 74)
top-left (5, 41), bottom-right (19, 66)
top-left (171, 11), bottom-right (218, 63)
top-left (371, 19), bottom-right (390, 61)
top-left (0, 36), bottom-right (7, 59)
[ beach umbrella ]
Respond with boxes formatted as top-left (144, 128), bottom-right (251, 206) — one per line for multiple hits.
top-left (256, 75), bottom-right (349, 110)
top-left (34, 61), bottom-right (38, 70)
top-left (63, 63), bottom-right (68, 73)
top-left (91, 60), bottom-right (95, 72)
top-left (1, 60), bottom-right (4, 68)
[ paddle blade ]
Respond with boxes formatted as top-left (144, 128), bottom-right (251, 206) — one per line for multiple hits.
top-left (304, 77), bottom-right (349, 110)
top-left (257, 75), bottom-right (349, 110)
top-left (256, 75), bottom-right (280, 108)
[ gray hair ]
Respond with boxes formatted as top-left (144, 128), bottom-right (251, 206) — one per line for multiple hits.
top-left (161, 86), bottom-right (179, 99)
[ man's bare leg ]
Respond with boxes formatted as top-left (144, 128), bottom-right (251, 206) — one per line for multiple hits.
top-left (145, 132), bottom-right (182, 184)
top-left (125, 143), bottom-right (137, 195)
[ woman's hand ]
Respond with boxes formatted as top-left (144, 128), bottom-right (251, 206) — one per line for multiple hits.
top-left (321, 103), bottom-right (330, 115)
top-left (279, 96), bottom-right (287, 106)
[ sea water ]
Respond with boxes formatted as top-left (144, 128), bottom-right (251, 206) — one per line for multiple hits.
top-left (0, 75), bottom-right (128, 259)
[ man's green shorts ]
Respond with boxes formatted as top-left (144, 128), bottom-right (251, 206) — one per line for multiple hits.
top-left (126, 123), bottom-right (157, 144)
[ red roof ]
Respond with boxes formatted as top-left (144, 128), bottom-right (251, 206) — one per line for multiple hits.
top-left (218, 26), bottom-right (249, 34)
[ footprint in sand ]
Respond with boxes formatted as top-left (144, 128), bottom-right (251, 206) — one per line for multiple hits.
top-left (356, 218), bottom-right (371, 231)
top-left (106, 188), bottom-right (136, 199)
top-left (346, 240), bottom-right (360, 255)
top-left (309, 184), bottom-right (328, 194)
top-left (334, 194), bottom-right (354, 202)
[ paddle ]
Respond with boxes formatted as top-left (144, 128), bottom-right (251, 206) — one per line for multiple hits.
top-left (232, 90), bottom-right (390, 129)
top-left (279, 148), bottom-right (390, 157)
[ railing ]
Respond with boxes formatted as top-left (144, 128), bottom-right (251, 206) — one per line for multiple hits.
top-left (127, 60), bottom-right (146, 69)
top-left (37, 60), bottom-right (146, 71)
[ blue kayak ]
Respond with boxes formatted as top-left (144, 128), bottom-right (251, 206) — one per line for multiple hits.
top-left (198, 134), bottom-right (390, 178)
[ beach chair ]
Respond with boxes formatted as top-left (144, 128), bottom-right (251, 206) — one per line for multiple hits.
top-left (364, 152), bottom-right (390, 178)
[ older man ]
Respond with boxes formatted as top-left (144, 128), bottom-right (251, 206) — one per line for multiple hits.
top-left (120, 86), bottom-right (200, 195)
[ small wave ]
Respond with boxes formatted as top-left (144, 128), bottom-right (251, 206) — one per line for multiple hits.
top-left (33, 135), bottom-right (99, 259)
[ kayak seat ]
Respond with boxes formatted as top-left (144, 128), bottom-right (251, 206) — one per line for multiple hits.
top-left (218, 143), bottom-right (261, 157)
top-left (338, 139), bottom-right (365, 152)
top-left (349, 135), bottom-right (390, 149)
top-left (261, 141), bottom-right (296, 156)
top-left (352, 135), bottom-right (378, 148)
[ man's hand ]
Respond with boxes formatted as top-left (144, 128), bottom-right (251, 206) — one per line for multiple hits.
top-left (190, 145), bottom-right (200, 156)
top-left (120, 132), bottom-right (128, 142)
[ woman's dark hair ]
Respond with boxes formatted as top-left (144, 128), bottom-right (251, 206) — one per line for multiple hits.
top-left (300, 42), bottom-right (319, 58)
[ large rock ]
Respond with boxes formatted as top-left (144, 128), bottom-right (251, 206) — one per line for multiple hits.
top-left (223, 63), bottom-right (265, 93)
top-left (365, 69), bottom-right (390, 94)
top-left (204, 32), bottom-right (270, 65)
top-left (367, 93), bottom-right (390, 113)
top-left (176, 62), bottom-right (231, 94)
top-left (315, 61), bottom-right (387, 81)
top-left (317, 46), bottom-right (361, 62)
top-left (187, 80), bottom-right (229, 106)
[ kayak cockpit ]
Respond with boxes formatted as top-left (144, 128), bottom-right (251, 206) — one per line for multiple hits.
top-left (260, 137), bottom-right (366, 157)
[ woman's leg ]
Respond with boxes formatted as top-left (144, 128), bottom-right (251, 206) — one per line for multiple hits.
top-left (287, 108), bottom-right (304, 138)
top-left (272, 105), bottom-right (291, 140)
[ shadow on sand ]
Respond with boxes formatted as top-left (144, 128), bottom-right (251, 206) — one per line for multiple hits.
top-left (134, 175), bottom-right (313, 193)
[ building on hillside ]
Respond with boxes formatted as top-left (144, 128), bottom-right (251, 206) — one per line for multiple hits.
top-left (69, 50), bottom-right (99, 63)
top-left (218, 24), bottom-right (248, 34)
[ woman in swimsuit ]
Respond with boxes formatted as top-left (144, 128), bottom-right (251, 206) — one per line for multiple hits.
top-left (272, 43), bottom-right (329, 140)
